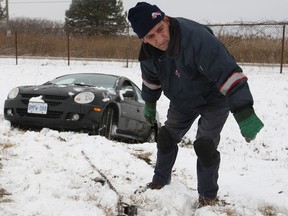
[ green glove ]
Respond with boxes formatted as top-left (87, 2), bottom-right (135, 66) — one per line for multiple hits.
top-left (144, 102), bottom-right (157, 125)
top-left (234, 108), bottom-right (264, 142)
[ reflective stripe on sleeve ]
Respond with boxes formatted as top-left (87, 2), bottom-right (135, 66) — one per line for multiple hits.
top-left (142, 78), bottom-right (161, 90)
top-left (219, 72), bottom-right (247, 96)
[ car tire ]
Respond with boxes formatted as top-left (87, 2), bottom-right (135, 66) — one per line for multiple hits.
top-left (100, 107), bottom-right (116, 140)
top-left (146, 127), bottom-right (157, 143)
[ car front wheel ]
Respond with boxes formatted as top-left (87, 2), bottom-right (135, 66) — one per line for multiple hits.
top-left (100, 108), bottom-right (117, 140)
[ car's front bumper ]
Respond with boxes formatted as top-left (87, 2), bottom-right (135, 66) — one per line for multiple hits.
top-left (4, 99), bottom-right (103, 133)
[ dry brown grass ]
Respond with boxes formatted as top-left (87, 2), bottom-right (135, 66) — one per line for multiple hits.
top-left (220, 35), bottom-right (287, 64)
top-left (69, 35), bottom-right (141, 59)
top-left (0, 28), bottom-right (287, 64)
top-left (259, 205), bottom-right (278, 216)
top-left (0, 29), bottom-right (142, 59)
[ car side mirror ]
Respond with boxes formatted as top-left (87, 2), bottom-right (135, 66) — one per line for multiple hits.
top-left (121, 86), bottom-right (135, 98)
top-left (122, 90), bottom-right (135, 98)
top-left (116, 88), bottom-right (135, 102)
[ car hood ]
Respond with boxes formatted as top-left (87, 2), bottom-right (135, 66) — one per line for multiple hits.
top-left (18, 84), bottom-right (116, 99)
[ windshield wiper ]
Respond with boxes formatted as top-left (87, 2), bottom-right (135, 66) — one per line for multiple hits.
top-left (73, 83), bottom-right (94, 87)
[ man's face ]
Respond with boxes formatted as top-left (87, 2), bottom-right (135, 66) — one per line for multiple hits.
top-left (143, 16), bottom-right (170, 51)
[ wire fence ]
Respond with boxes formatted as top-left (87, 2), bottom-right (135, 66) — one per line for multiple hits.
top-left (0, 22), bottom-right (287, 73)
top-left (208, 23), bottom-right (287, 73)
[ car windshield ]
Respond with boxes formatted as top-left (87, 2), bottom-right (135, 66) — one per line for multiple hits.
top-left (48, 74), bottom-right (118, 89)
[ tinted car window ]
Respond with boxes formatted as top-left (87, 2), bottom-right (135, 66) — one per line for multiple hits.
top-left (49, 74), bottom-right (118, 89)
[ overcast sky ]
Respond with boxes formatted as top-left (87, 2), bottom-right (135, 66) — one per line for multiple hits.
top-left (6, 0), bottom-right (288, 24)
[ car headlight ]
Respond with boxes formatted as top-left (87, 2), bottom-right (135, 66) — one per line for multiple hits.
top-left (8, 87), bottom-right (19, 99)
top-left (74, 92), bottom-right (95, 104)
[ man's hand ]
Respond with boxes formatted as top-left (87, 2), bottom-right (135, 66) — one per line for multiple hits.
top-left (234, 108), bottom-right (264, 142)
top-left (144, 102), bottom-right (157, 125)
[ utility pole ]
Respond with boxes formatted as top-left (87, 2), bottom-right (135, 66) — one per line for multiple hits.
top-left (5, 0), bottom-right (11, 37)
top-left (5, 0), bottom-right (8, 23)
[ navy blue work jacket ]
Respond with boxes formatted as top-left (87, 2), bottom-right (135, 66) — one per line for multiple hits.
top-left (139, 17), bottom-right (254, 113)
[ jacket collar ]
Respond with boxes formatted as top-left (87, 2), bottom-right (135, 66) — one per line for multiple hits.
top-left (138, 17), bottom-right (180, 61)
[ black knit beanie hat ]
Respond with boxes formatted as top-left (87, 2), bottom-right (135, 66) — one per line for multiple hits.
top-left (128, 2), bottom-right (165, 38)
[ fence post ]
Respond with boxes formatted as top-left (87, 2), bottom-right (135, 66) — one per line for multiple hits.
top-left (280, 24), bottom-right (286, 74)
top-left (67, 31), bottom-right (70, 66)
top-left (15, 30), bottom-right (18, 65)
top-left (125, 24), bottom-right (129, 68)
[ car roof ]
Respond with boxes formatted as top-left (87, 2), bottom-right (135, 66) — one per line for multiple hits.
top-left (57, 73), bottom-right (121, 78)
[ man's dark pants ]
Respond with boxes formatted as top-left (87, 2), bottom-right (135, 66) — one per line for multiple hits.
top-left (152, 98), bottom-right (229, 199)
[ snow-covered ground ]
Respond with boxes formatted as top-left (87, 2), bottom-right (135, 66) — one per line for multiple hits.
top-left (0, 58), bottom-right (287, 216)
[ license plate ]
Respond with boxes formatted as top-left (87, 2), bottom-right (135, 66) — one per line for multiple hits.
top-left (27, 102), bottom-right (48, 114)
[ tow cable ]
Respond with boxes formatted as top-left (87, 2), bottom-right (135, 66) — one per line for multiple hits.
top-left (81, 150), bottom-right (137, 216)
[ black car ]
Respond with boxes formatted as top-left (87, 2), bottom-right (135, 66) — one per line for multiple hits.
top-left (4, 73), bottom-right (159, 143)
